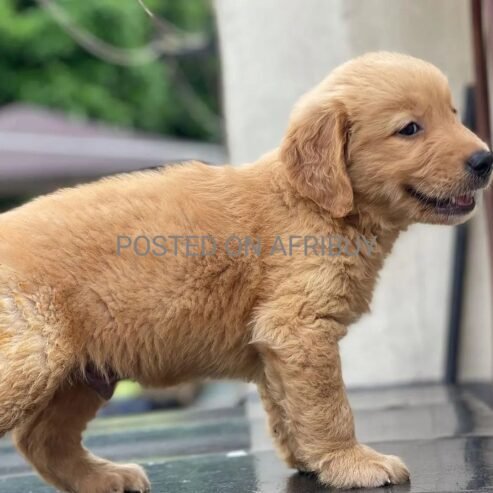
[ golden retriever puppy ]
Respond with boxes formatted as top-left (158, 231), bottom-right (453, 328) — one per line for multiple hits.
top-left (0, 52), bottom-right (491, 492)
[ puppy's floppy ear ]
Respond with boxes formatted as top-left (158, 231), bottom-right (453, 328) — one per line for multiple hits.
top-left (280, 98), bottom-right (353, 218)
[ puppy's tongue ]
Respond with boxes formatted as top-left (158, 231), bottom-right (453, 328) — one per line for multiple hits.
top-left (454, 194), bottom-right (473, 206)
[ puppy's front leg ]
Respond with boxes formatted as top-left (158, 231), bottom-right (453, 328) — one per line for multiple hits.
top-left (255, 320), bottom-right (409, 489)
top-left (257, 379), bottom-right (306, 471)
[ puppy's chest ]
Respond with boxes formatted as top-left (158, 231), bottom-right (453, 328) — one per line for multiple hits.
top-left (313, 248), bottom-right (387, 321)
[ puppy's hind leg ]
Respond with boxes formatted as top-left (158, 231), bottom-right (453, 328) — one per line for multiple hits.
top-left (14, 382), bottom-right (151, 493)
top-left (0, 323), bottom-right (67, 436)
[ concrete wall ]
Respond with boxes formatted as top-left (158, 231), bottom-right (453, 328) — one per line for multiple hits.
top-left (215, 0), bottom-right (492, 386)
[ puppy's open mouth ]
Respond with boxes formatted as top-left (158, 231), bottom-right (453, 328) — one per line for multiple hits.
top-left (405, 186), bottom-right (476, 215)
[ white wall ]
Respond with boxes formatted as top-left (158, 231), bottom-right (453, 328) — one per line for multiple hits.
top-left (214, 0), bottom-right (492, 386)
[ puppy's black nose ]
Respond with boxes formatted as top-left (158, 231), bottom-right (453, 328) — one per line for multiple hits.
top-left (467, 150), bottom-right (493, 178)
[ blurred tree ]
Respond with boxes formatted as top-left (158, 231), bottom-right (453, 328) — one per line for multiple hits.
top-left (0, 0), bottom-right (221, 141)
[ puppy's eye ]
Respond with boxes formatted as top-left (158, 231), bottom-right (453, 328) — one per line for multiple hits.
top-left (398, 122), bottom-right (422, 136)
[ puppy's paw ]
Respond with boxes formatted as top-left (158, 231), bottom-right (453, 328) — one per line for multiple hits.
top-left (317, 444), bottom-right (409, 489)
top-left (75, 462), bottom-right (150, 493)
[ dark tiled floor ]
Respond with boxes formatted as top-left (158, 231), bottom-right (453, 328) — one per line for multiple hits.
top-left (2, 383), bottom-right (493, 492)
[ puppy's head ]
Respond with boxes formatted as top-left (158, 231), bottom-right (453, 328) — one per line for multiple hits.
top-left (281, 52), bottom-right (492, 226)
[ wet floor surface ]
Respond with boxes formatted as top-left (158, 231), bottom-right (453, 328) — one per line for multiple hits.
top-left (2, 383), bottom-right (493, 492)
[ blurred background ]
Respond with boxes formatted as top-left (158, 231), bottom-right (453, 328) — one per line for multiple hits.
top-left (0, 0), bottom-right (224, 208)
top-left (0, 0), bottom-right (492, 411)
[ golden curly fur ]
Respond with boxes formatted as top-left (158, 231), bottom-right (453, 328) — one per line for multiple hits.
top-left (0, 52), bottom-right (490, 492)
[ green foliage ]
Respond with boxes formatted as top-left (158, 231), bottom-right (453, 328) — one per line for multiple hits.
top-left (0, 0), bottom-right (220, 141)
